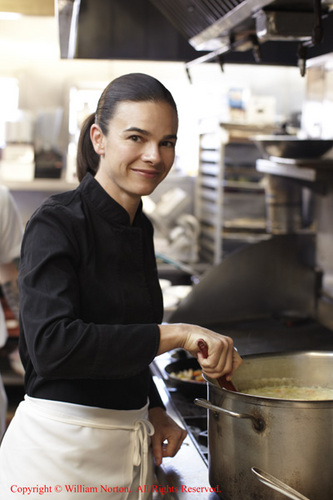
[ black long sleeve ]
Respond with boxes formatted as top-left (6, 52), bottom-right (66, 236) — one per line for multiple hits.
top-left (19, 174), bottom-right (165, 410)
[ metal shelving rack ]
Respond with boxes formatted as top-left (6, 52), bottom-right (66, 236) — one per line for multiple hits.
top-left (195, 122), bottom-right (273, 265)
top-left (195, 126), bottom-right (226, 264)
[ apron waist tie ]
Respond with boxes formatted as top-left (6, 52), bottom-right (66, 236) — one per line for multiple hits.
top-left (133, 419), bottom-right (155, 498)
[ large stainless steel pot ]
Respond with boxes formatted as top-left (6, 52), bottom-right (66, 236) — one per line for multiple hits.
top-left (196, 351), bottom-right (333, 500)
top-left (251, 467), bottom-right (310, 500)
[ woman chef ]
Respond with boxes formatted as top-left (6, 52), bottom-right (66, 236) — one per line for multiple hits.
top-left (0, 73), bottom-right (242, 499)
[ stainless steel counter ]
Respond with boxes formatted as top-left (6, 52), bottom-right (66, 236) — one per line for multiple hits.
top-left (151, 354), bottom-right (220, 500)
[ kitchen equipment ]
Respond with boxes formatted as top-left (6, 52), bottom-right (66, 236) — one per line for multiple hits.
top-left (197, 339), bottom-right (238, 392)
top-left (265, 175), bottom-right (303, 234)
top-left (195, 351), bottom-right (333, 500)
top-left (251, 467), bottom-right (310, 500)
top-left (5, 111), bottom-right (34, 144)
top-left (35, 108), bottom-right (63, 153)
top-left (34, 108), bottom-right (64, 178)
top-left (145, 187), bottom-right (199, 265)
top-left (0, 144), bottom-right (35, 181)
top-left (34, 150), bottom-right (63, 179)
top-left (167, 214), bottom-right (200, 264)
top-left (164, 357), bottom-right (206, 397)
top-left (251, 135), bottom-right (333, 160)
top-left (58, 0), bottom-right (333, 67)
top-left (169, 234), bottom-right (318, 327)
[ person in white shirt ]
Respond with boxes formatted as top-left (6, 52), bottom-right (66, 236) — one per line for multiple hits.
top-left (0, 185), bottom-right (23, 436)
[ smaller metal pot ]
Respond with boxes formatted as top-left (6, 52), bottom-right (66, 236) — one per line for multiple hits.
top-left (164, 357), bottom-right (206, 397)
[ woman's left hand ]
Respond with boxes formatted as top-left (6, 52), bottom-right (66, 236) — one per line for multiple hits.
top-left (148, 407), bottom-right (187, 467)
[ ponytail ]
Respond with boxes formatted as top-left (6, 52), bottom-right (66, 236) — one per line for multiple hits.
top-left (76, 113), bottom-right (100, 182)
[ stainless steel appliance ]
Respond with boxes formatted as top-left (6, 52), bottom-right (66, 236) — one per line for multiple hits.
top-left (149, 0), bottom-right (333, 74)
top-left (56, 0), bottom-right (333, 68)
top-left (196, 351), bottom-right (333, 499)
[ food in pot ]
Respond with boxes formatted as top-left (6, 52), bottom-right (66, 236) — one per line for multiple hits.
top-left (170, 368), bottom-right (205, 383)
top-left (241, 379), bottom-right (333, 400)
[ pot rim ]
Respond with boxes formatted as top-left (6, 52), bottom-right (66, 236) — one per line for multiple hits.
top-left (205, 350), bottom-right (333, 407)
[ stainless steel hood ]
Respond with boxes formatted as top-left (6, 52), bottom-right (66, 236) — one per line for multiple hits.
top-left (149, 0), bottom-right (330, 50)
top-left (56, 0), bottom-right (202, 61)
top-left (149, 0), bottom-right (333, 72)
top-left (56, 0), bottom-right (333, 69)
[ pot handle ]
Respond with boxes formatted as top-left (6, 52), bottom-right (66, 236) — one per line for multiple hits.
top-left (251, 467), bottom-right (310, 500)
top-left (194, 398), bottom-right (265, 432)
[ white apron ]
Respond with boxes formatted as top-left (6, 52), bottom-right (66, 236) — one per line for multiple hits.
top-left (0, 395), bottom-right (155, 499)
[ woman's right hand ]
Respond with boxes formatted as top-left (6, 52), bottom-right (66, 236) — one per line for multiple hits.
top-left (158, 323), bottom-right (242, 380)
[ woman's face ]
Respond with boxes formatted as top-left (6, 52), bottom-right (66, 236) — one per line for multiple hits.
top-left (92, 100), bottom-right (178, 208)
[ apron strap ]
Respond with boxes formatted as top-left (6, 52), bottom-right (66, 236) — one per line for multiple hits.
top-left (132, 419), bottom-right (155, 499)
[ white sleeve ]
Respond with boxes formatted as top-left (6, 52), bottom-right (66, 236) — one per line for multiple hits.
top-left (0, 186), bottom-right (23, 264)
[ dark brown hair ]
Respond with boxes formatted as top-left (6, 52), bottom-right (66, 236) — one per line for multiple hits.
top-left (76, 73), bottom-right (178, 182)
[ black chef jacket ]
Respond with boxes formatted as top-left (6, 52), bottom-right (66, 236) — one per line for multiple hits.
top-left (18, 173), bottom-right (164, 410)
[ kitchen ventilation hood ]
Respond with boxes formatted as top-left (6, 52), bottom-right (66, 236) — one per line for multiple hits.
top-left (57, 0), bottom-right (333, 70)
top-left (56, 0), bottom-right (202, 61)
top-left (149, 0), bottom-right (333, 72)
